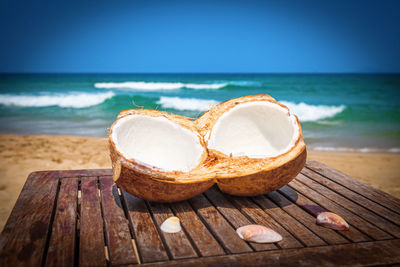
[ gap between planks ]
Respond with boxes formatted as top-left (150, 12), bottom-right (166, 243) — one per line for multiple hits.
top-left (97, 177), bottom-right (112, 265)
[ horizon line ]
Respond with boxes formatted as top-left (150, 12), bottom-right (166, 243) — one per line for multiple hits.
top-left (0, 72), bottom-right (400, 75)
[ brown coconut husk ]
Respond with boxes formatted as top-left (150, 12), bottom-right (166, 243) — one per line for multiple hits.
top-left (109, 94), bottom-right (306, 202)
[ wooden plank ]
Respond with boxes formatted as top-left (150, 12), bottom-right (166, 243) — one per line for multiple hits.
top-left (301, 167), bottom-right (400, 226)
top-left (297, 173), bottom-right (400, 238)
top-left (80, 177), bottom-right (107, 267)
top-left (140, 239), bottom-right (400, 267)
top-left (289, 179), bottom-right (392, 240)
top-left (147, 201), bottom-right (198, 259)
top-left (99, 177), bottom-right (137, 265)
top-left (204, 187), bottom-right (278, 251)
top-left (0, 171), bottom-right (59, 267)
top-left (170, 200), bottom-right (226, 256)
top-left (279, 185), bottom-right (371, 242)
top-left (306, 160), bottom-right (400, 213)
top-left (45, 178), bottom-right (78, 267)
top-left (267, 191), bottom-right (349, 245)
top-left (58, 169), bottom-right (112, 178)
top-left (252, 194), bottom-right (327, 247)
top-left (121, 191), bottom-right (169, 263)
top-left (228, 196), bottom-right (303, 249)
top-left (189, 194), bottom-right (253, 254)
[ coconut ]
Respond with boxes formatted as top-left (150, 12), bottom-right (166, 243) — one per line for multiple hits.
top-left (109, 94), bottom-right (306, 202)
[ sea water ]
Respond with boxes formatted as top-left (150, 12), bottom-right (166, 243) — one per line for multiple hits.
top-left (0, 73), bottom-right (399, 152)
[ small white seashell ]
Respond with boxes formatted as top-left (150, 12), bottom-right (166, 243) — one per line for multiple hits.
top-left (160, 216), bottom-right (182, 233)
top-left (236, 225), bottom-right (282, 243)
top-left (316, 212), bottom-right (349, 231)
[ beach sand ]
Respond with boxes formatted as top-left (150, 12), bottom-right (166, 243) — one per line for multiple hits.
top-left (0, 134), bottom-right (399, 231)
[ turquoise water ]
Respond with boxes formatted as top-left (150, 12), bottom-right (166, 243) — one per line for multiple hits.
top-left (0, 73), bottom-right (399, 152)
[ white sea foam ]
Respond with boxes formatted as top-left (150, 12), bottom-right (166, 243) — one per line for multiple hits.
top-left (157, 96), bottom-right (219, 111)
top-left (156, 97), bottom-right (345, 121)
top-left (95, 81), bottom-right (227, 91)
top-left (0, 92), bottom-right (115, 108)
top-left (280, 101), bottom-right (345, 122)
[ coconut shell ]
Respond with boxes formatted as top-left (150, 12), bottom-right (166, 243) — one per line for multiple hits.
top-left (109, 94), bottom-right (306, 202)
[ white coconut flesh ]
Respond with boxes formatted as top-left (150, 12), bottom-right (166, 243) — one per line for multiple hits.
top-left (207, 101), bottom-right (300, 158)
top-left (111, 115), bottom-right (204, 172)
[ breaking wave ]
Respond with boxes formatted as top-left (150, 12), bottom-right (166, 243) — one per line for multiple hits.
top-left (157, 96), bottom-right (219, 111)
top-left (95, 81), bottom-right (227, 91)
top-left (156, 97), bottom-right (345, 121)
top-left (94, 80), bottom-right (261, 91)
top-left (280, 101), bottom-right (346, 122)
top-left (0, 92), bottom-right (115, 108)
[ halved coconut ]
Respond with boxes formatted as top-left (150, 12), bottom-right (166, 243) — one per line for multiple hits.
top-left (109, 109), bottom-right (214, 202)
top-left (197, 94), bottom-right (306, 196)
top-left (109, 94), bottom-right (306, 202)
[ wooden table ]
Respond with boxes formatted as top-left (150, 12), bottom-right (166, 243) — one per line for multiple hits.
top-left (1, 160), bottom-right (400, 266)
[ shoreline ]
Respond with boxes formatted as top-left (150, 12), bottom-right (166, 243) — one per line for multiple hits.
top-left (0, 134), bottom-right (399, 231)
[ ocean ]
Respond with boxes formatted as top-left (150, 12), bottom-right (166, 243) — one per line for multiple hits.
top-left (0, 73), bottom-right (399, 153)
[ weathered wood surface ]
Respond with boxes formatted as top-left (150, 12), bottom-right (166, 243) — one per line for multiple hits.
top-left (45, 178), bottom-right (78, 267)
top-left (80, 177), bottom-right (107, 267)
top-left (147, 201), bottom-right (198, 259)
top-left (170, 199), bottom-right (225, 257)
top-left (189, 194), bottom-right (253, 254)
top-left (99, 177), bottom-right (138, 265)
top-left (1, 161), bottom-right (400, 266)
top-left (306, 160), bottom-right (400, 212)
top-left (139, 239), bottom-right (400, 267)
top-left (204, 186), bottom-right (277, 251)
top-left (121, 191), bottom-right (169, 263)
top-left (0, 171), bottom-right (59, 267)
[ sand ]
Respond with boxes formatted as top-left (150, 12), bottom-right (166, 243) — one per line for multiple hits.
top-left (0, 134), bottom-right (399, 231)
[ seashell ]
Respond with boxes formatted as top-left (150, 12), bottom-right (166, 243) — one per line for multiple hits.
top-left (236, 225), bottom-right (282, 243)
top-left (160, 216), bottom-right (182, 233)
top-left (316, 212), bottom-right (349, 231)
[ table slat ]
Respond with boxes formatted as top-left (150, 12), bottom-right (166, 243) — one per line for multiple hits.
top-left (100, 177), bottom-right (138, 265)
top-left (147, 202), bottom-right (198, 259)
top-left (301, 167), bottom-right (400, 226)
top-left (45, 178), bottom-right (78, 267)
top-left (228, 196), bottom-right (303, 249)
top-left (171, 200), bottom-right (226, 257)
top-left (140, 239), bottom-right (400, 267)
top-left (0, 171), bottom-right (59, 267)
top-left (121, 191), bottom-right (169, 263)
top-left (80, 177), bottom-right (107, 267)
top-left (204, 187), bottom-right (277, 251)
top-left (306, 161), bottom-right (400, 213)
top-left (252, 195), bottom-right (326, 247)
top-left (279, 185), bottom-right (371, 242)
top-left (289, 179), bottom-right (392, 240)
top-left (267, 191), bottom-right (349, 245)
top-left (297, 173), bottom-right (400, 238)
top-left (189, 194), bottom-right (253, 254)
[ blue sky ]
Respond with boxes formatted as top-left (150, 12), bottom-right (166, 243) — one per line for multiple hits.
top-left (0, 0), bottom-right (399, 73)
